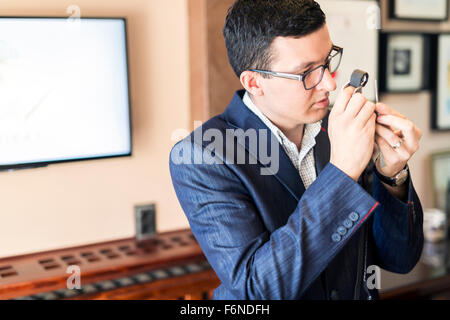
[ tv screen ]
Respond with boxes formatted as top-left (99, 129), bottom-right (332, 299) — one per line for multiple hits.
top-left (0, 17), bottom-right (131, 170)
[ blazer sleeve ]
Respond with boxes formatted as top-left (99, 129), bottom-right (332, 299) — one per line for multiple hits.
top-left (169, 138), bottom-right (380, 299)
top-left (371, 170), bottom-right (424, 274)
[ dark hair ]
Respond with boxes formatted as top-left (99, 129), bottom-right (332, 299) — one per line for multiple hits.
top-left (223, 0), bottom-right (326, 78)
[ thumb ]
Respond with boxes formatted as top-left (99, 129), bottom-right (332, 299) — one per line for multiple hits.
top-left (374, 102), bottom-right (391, 115)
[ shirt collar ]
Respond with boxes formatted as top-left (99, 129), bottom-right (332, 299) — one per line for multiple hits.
top-left (242, 91), bottom-right (322, 151)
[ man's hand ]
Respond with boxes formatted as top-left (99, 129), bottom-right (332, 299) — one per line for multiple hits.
top-left (374, 103), bottom-right (422, 178)
top-left (328, 86), bottom-right (377, 181)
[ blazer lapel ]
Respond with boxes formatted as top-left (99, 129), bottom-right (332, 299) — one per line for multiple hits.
top-left (222, 90), bottom-right (305, 201)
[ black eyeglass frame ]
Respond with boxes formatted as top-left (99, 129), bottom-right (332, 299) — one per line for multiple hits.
top-left (249, 45), bottom-right (343, 90)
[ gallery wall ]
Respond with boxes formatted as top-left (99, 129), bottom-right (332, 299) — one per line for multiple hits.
top-left (379, 0), bottom-right (450, 209)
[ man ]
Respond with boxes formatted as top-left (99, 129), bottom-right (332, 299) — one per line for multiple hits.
top-left (169, 0), bottom-right (423, 300)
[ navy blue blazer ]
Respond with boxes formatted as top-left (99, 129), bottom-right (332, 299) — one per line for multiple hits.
top-left (169, 90), bottom-right (424, 300)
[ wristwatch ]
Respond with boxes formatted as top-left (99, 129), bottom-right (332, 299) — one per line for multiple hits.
top-left (375, 164), bottom-right (409, 187)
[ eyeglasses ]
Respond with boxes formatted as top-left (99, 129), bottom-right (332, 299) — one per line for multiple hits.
top-left (250, 45), bottom-right (343, 90)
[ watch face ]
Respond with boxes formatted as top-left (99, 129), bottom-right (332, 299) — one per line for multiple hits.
top-left (395, 169), bottom-right (408, 186)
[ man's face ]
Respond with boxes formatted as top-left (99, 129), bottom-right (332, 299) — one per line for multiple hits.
top-left (256, 24), bottom-right (337, 127)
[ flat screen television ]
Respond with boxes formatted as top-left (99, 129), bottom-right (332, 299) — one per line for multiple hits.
top-left (0, 17), bottom-right (132, 171)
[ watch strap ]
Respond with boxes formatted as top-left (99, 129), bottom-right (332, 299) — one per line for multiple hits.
top-left (375, 165), bottom-right (409, 187)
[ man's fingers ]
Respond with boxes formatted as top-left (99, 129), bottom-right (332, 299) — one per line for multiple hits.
top-left (356, 100), bottom-right (376, 126)
top-left (375, 102), bottom-right (406, 119)
top-left (332, 85), bottom-right (358, 115)
top-left (375, 134), bottom-right (396, 165)
top-left (345, 93), bottom-right (368, 119)
top-left (376, 115), bottom-right (420, 152)
top-left (375, 124), bottom-right (402, 148)
top-left (375, 133), bottom-right (410, 167)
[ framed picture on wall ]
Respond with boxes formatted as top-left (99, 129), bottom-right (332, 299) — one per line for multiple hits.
top-left (430, 150), bottom-right (450, 211)
top-left (389, 0), bottom-right (449, 22)
top-left (432, 34), bottom-right (450, 131)
top-left (379, 33), bottom-right (431, 93)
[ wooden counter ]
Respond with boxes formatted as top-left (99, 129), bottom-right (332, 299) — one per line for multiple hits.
top-left (0, 229), bottom-right (220, 300)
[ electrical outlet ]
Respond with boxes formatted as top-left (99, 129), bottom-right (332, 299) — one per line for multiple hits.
top-left (134, 203), bottom-right (156, 241)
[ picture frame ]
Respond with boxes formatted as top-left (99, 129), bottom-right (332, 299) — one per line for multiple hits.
top-left (431, 33), bottom-right (450, 131)
top-left (389, 0), bottom-right (449, 22)
top-left (430, 150), bottom-right (450, 212)
top-left (379, 33), bottom-right (431, 93)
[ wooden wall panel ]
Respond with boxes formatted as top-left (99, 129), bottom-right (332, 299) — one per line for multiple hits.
top-left (189, 0), bottom-right (242, 126)
top-left (206, 0), bottom-right (242, 117)
top-left (188, 0), bottom-right (210, 128)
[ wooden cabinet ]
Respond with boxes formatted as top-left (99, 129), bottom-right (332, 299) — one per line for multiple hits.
top-left (0, 229), bottom-right (220, 300)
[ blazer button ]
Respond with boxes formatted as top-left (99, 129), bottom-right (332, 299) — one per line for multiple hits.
top-left (330, 289), bottom-right (340, 300)
top-left (349, 212), bottom-right (359, 222)
top-left (331, 233), bottom-right (341, 242)
top-left (337, 226), bottom-right (347, 236)
top-left (343, 218), bottom-right (353, 229)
